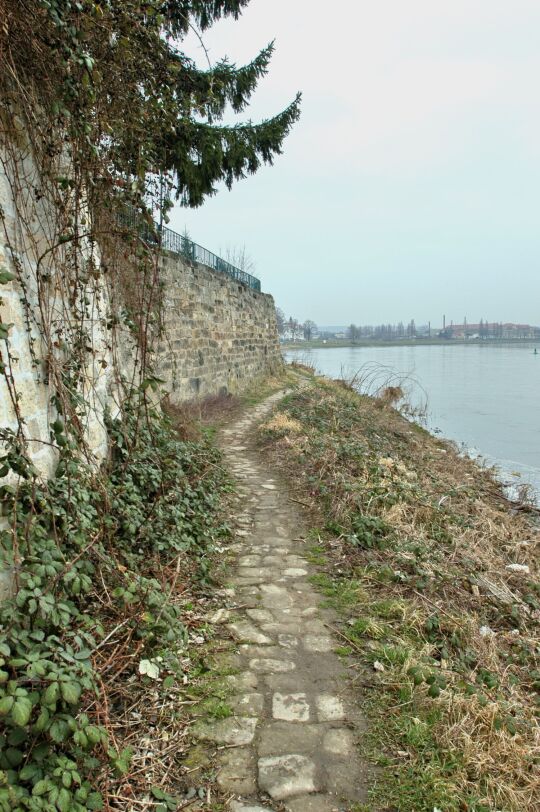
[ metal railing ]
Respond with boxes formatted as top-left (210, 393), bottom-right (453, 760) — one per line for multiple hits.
top-left (160, 224), bottom-right (261, 292)
top-left (118, 208), bottom-right (261, 292)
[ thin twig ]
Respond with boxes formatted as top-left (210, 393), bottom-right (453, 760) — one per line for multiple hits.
top-left (412, 589), bottom-right (467, 629)
top-left (324, 622), bottom-right (364, 654)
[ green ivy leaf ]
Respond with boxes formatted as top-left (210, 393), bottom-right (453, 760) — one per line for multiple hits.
top-left (87, 791), bottom-right (104, 810)
top-left (0, 269), bottom-right (16, 284)
top-left (49, 719), bottom-right (69, 743)
top-left (8, 727), bottom-right (27, 746)
top-left (43, 682), bottom-right (60, 705)
top-left (32, 779), bottom-right (50, 796)
top-left (0, 321), bottom-right (14, 340)
top-left (34, 707), bottom-right (50, 732)
top-left (57, 787), bottom-right (71, 811)
top-left (12, 697), bottom-right (33, 727)
top-left (86, 725), bottom-right (102, 745)
top-left (5, 747), bottom-right (23, 766)
top-left (60, 681), bottom-right (81, 705)
top-left (0, 696), bottom-right (15, 716)
top-left (19, 764), bottom-right (40, 781)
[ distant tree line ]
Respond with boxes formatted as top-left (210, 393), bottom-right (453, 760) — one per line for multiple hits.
top-left (275, 308), bottom-right (318, 341)
top-left (346, 319), bottom-right (540, 341)
top-left (276, 313), bottom-right (540, 344)
top-left (346, 320), bottom-right (420, 341)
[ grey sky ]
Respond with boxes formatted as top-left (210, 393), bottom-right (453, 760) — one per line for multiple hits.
top-left (170, 0), bottom-right (540, 327)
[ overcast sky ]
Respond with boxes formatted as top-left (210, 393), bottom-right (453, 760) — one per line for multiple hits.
top-left (170, 0), bottom-right (540, 328)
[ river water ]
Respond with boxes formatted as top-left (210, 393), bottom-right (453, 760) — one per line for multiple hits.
top-left (285, 343), bottom-right (540, 504)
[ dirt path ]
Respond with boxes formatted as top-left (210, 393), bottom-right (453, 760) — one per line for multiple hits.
top-left (194, 390), bottom-right (369, 812)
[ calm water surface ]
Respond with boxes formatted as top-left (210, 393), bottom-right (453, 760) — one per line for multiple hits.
top-left (286, 344), bottom-right (540, 503)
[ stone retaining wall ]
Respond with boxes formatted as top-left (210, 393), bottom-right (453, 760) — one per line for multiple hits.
top-left (157, 252), bottom-right (282, 403)
top-left (1, 144), bottom-right (281, 483)
top-left (1, 148), bottom-right (282, 597)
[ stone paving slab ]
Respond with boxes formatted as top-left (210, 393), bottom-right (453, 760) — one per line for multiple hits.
top-left (193, 716), bottom-right (258, 745)
top-left (285, 796), bottom-right (345, 811)
top-left (323, 728), bottom-right (356, 755)
top-left (257, 722), bottom-right (323, 756)
top-left (231, 692), bottom-right (265, 716)
top-left (205, 389), bottom-right (368, 809)
top-left (228, 621), bottom-right (273, 645)
top-left (258, 754), bottom-right (318, 799)
top-left (216, 747), bottom-right (257, 795)
top-left (272, 692), bottom-right (310, 722)
top-left (249, 657), bottom-right (296, 674)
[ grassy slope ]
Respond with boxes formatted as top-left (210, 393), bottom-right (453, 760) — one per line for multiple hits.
top-left (258, 375), bottom-right (540, 812)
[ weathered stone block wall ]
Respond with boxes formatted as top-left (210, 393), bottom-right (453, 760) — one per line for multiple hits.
top-left (0, 148), bottom-right (133, 598)
top-left (1, 151), bottom-right (282, 598)
top-left (0, 151), bottom-right (128, 481)
top-left (157, 252), bottom-right (282, 402)
top-left (1, 151), bottom-right (281, 491)
top-left (1, 145), bottom-right (281, 490)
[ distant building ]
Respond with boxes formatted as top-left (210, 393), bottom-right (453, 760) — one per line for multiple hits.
top-left (438, 322), bottom-right (540, 340)
top-left (501, 323), bottom-right (539, 339)
top-left (280, 329), bottom-right (305, 343)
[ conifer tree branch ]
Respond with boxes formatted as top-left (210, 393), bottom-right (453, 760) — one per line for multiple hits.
top-left (1, 1), bottom-right (301, 208)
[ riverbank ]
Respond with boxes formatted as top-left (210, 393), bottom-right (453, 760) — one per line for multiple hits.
top-left (258, 371), bottom-right (540, 811)
top-left (282, 338), bottom-right (540, 350)
top-left (284, 342), bottom-right (540, 506)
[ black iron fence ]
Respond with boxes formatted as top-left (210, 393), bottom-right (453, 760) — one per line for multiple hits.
top-left (119, 209), bottom-right (261, 292)
top-left (160, 224), bottom-right (261, 292)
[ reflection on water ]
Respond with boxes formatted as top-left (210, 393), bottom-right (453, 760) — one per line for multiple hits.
top-left (286, 343), bottom-right (540, 503)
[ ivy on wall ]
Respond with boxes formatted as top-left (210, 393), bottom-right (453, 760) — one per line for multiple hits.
top-left (3, 1), bottom-right (300, 207)
top-left (0, 1), bottom-right (300, 808)
top-left (0, 398), bottom-right (230, 810)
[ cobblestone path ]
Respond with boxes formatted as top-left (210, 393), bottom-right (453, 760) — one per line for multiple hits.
top-left (194, 391), bottom-right (368, 811)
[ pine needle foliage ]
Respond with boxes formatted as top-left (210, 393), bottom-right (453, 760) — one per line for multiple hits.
top-left (1, 0), bottom-right (301, 206)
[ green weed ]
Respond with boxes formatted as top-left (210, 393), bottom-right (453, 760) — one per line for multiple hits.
top-left (0, 398), bottom-right (229, 811)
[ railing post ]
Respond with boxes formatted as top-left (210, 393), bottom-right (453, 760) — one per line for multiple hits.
top-left (124, 205), bottom-right (262, 291)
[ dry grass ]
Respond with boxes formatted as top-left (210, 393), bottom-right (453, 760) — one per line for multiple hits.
top-left (162, 368), bottom-right (297, 439)
top-left (436, 692), bottom-right (540, 810)
top-left (91, 557), bottom-right (212, 808)
top-left (163, 391), bottom-right (241, 439)
top-left (260, 375), bottom-right (540, 811)
top-left (263, 412), bottom-right (303, 437)
top-left (377, 384), bottom-right (405, 406)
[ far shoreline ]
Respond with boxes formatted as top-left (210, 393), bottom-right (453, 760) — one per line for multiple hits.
top-left (282, 337), bottom-right (540, 350)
